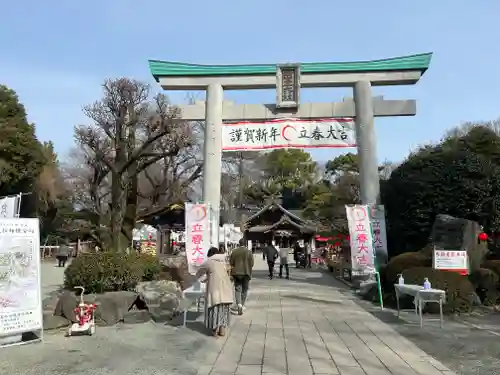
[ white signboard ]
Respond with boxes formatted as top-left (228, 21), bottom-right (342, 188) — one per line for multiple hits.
top-left (0, 196), bottom-right (18, 218)
top-left (222, 118), bottom-right (356, 151)
top-left (185, 203), bottom-right (210, 274)
top-left (433, 250), bottom-right (468, 273)
top-left (0, 218), bottom-right (42, 337)
top-left (369, 205), bottom-right (388, 263)
top-left (346, 205), bottom-right (376, 275)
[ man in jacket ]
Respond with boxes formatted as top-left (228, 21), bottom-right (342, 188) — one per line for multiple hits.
top-left (262, 242), bottom-right (278, 279)
top-left (230, 239), bottom-right (254, 315)
top-left (56, 241), bottom-right (71, 267)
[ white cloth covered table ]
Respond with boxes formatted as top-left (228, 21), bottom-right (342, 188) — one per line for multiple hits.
top-left (182, 281), bottom-right (206, 327)
top-left (394, 284), bottom-right (446, 328)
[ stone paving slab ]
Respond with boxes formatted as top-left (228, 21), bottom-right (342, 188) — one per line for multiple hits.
top-left (201, 257), bottom-right (456, 375)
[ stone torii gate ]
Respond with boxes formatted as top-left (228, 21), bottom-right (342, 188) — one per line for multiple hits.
top-left (149, 53), bottom-right (432, 245)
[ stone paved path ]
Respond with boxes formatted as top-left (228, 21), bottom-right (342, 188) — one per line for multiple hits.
top-left (199, 257), bottom-right (456, 375)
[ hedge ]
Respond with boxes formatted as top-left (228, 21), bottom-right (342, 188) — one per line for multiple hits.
top-left (469, 268), bottom-right (499, 305)
top-left (384, 252), bottom-right (431, 288)
top-left (402, 267), bottom-right (475, 313)
top-left (482, 260), bottom-right (500, 278)
top-left (64, 252), bottom-right (162, 294)
top-left (383, 128), bottom-right (500, 255)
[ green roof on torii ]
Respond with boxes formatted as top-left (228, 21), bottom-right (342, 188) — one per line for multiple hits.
top-left (148, 52), bottom-right (432, 79)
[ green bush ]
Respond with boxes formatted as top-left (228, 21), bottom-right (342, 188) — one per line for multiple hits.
top-left (384, 252), bottom-right (431, 287)
top-left (402, 267), bottom-right (476, 313)
top-left (469, 268), bottom-right (499, 305)
top-left (64, 252), bottom-right (161, 294)
top-left (130, 252), bottom-right (162, 281)
top-left (383, 127), bottom-right (500, 255)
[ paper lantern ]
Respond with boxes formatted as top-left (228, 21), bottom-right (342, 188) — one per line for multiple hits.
top-left (478, 232), bottom-right (488, 241)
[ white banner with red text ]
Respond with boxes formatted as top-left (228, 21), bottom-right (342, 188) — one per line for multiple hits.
top-left (346, 205), bottom-right (376, 276)
top-left (222, 118), bottom-right (356, 151)
top-left (433, 249), bottom-right (469, 275)
top-left (185, 203), bottom-right (211, 274)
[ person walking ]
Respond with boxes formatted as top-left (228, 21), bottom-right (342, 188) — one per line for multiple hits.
top-left (304, 243), bottom-right (312, 268)
top-left (230, 239), bottom-right (254, 315)
top-left (56, 241), bottom-right (71, 267)
top-left (196, 247), bottom-right (234, 337)
top-left (279, 246), bottom-right (290, 279)
top-left (263, 242), bottom-right (278, 279)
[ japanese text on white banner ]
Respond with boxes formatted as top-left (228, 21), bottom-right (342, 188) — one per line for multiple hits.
top-left (222, 118), bottom-right (356, 151)
top-left (185, 203), bottom-right (210, 274)
top-left (346, 205), bottom-right (376, 275)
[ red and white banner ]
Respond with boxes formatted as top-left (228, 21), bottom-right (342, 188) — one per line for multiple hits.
top-left (222, 118), bottom-right (356, 151)
top-left (346, 205), bottom-right (376, 275)
top-left (433, 250), bottom-right (469, 275)
top-left (185, 203), bottom-right (210, 274)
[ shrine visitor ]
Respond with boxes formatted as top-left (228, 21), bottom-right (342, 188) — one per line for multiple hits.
top-left (230, 238), bottom-right (255, 315)
top-left (56, 240), bottom-right (71, 267)
top-left (262, 242), bottom-right (279, 279)
top-left (279, 246), bottom-right (290, 279)
top-left (196, 247), bottom-right (234, 337)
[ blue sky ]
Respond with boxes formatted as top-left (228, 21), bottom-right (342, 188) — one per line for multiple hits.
top-left (1, 1), bottom-right (499, 164)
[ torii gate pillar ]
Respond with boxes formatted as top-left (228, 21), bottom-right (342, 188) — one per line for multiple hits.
top-left (149, 53), bottom-right (432, 245)
top-left (354, 80), bottom-right (378, 205)
top-left (204, 83), bottom-right (223, 238)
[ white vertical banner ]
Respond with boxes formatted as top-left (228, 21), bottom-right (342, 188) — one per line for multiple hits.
top-left (0, 218), bottom-right (42, 345)
top-left (369, 205), bottom-right (388, 264)
top-left (185, 203), bottom-right (210, 274)
top-left (346, 205), bottom-right (376, 275)
top-left (0, 196), bottom-right (18, 218)
top-left (209, 204), bottom-right (219, 248)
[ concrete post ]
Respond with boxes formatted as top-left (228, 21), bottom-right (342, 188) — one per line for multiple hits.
top-left (353, 81), bottom-right (380, 205)
top-left (203, 83), bottom-right (223, 247)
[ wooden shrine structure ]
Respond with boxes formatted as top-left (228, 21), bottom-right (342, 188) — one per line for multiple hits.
top-left (243, 202), bottom-right (317, 247)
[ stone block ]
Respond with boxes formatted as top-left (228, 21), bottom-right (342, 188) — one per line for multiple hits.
top-left (430, 214), bottom-right (485, 271)
top-left (123, 310), bottom-right (151, 324)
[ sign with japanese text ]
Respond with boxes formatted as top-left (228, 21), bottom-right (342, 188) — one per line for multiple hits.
top-left (222, 118), bottom-right (356, 151)
top-left (433, 250), bottom-right (469, 275)
top-left (185, 203), bottom-right (210, 274)
top-left (346, 205), bottom-right (376, 275)
top-left (0, 196), bottom-right (18, 218)
top-left (0, 218), bottom-right (42, 338)
top-left (369, 205), bottom-right (388, 264)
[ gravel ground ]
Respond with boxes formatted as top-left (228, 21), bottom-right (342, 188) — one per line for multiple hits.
top-left (2, 261), bottom-right (224, 375)
top-left (332, 275), bottom-right (500, 375)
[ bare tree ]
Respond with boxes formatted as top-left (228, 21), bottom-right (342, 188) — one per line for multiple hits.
top-left (137, 121), bottom-right (203, 214)
top-left (444, 118), bottom-right (500, 139)
top-left (72, 78), bottom-right (191, 251)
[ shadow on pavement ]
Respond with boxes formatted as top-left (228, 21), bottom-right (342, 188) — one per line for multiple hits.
top-left (251, 267), bottom-right (341, 287)
top-left (279, 294), bottom-right (342, 306)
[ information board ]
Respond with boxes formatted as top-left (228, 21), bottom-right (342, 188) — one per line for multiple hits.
top-left (433, 249), bottom-right (469, 275)
top-left (0, 218), bottom-right (42, 337)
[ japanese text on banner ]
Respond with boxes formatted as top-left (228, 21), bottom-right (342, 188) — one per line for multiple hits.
top-left (185, 203), bottom-right (210, 274)
top-left (346, 205), bottom-right (376, 275)
top-left (369, 205), bottom-right (388, 264)
top-left (222, 118), bottom-right (356, 151)
top-left (0, 218), bottom-right (42, 336)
